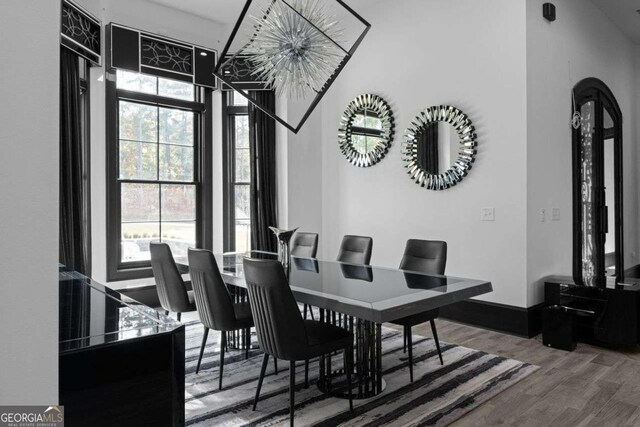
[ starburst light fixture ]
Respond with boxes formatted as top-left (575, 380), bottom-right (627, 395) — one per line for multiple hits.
top-left (245, 0), bottom-right (344, 99)
top-left (214, 0), bottom-right (371, 133)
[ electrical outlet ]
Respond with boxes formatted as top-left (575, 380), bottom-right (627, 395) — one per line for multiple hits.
top-left (551, 207), bottom-right (561, 221)
top-left (480, 207), bottom-right (495, 221)
top-left (540, 208), bottom-right (546, 222)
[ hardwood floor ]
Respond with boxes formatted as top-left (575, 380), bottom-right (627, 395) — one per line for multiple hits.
top-left (408, 319), bottom-right (640, 426)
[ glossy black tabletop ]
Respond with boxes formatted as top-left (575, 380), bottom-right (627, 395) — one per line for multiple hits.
top-left (183, 252), bottom-right (492, 324)
top-left (59, 267), bottom-right (181, 353)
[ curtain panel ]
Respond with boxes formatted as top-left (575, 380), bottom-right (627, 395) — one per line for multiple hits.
top-left (248, 91), bottom-right (278, 252)
top-left (60, 48), bottom-right (91, 275)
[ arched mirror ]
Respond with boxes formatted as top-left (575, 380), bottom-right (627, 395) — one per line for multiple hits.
top-left (572, 78), bottom-right (623, 287)
top-left (402, 105), bottom-right (477, 190)
top-left (338, 94), bottom-right (394, 167)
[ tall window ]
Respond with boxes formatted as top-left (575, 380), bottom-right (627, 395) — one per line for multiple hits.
top-left (223, 91), bottom-right (251, 253)
top-left (107, 70), bottom-right (212, 281)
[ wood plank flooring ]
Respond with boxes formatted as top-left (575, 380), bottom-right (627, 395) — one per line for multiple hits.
top-left (408, 319), bottom-right (640, 426)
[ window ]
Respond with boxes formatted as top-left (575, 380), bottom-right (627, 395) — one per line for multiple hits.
top-left (107, 70), bottom-right (212, 281)
top-left (223, 91), bottom-right (252, 253)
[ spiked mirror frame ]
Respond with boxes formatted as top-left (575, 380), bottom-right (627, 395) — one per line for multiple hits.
top-left (402, 105), bottom-right (477, 190)
top-left (338, 94), bottom-right (394, 167)
top-left (213, 0), bottom-right (371, 134)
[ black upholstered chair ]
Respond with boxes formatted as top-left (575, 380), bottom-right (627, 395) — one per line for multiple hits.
top-left (188, 248), bottom-right (255, 390)
top-left (391, 239), bottom-right (447, 382)
top-left (244, 258), bottom-right (354, 426)
top-left (149, 242), bottom-right (196, 322)
top-left (291, 232), bottom-right (319, 319)
top-left (291, 231), bottom-right (319, 258)
top-left (337, 235), bottom-right (373, 265)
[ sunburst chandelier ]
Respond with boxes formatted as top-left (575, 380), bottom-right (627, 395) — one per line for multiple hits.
top-left (214, 0), bottom-right (371, 133)
top-left (245, 0), bottom-right (344, 99)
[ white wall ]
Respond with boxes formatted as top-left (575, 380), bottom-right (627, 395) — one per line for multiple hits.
top-left (283, 100), bottom-right (323, 236)
top-left (526, 0), bottom-right (638, 306)
top-left (309, 0), bottom-right (529, 307)
top-left (0, 0), bottom-right (60, 404)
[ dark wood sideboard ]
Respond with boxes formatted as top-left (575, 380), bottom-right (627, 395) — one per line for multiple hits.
top-left (544, 275), bottom-right (640, 347)
top-left (59, 268), bottom-right (185, 426)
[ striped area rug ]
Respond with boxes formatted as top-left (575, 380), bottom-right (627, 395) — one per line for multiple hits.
top-left (184, 320), bottom-right (538, 426)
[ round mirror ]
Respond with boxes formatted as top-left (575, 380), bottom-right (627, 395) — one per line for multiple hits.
top-left (338, 94), bottom-right (394, 167)
top-left (402, 105), bottom-right (477, 190)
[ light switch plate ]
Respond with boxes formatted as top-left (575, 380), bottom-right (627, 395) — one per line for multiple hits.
top-left (481, 207), bottom-right (495, 221)
top-left (551, 207), bottom-right (561, 221)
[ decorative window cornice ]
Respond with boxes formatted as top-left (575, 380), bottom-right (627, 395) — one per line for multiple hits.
top-left (107, 23), bottom-right (218, 90)
top-left (61, 0), bottom-right (102, 66)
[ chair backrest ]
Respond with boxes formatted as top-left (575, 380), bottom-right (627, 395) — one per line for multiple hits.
top-left (291, 232), bottom-right (319, 258)
top-left (150, 242), bottom-right (191, 313)
top-left (337, 235), bottom-right (373, 265)
top-left (243, 258), bottom-right (308, 360)
top-left (188, 248), bottom-right (237, 331)
top-left (399, 239), bottom-right (447, 275)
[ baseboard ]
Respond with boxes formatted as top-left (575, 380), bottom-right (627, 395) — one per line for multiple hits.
top-left (439, 300), bottom-right (544, 338)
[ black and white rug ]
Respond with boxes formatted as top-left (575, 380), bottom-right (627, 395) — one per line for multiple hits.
top-left (184, 321), bottom-right (538, 426)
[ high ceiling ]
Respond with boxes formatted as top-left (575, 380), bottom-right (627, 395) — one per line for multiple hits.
top-left (591, 0), bottom-right (640, 44)
top-left (144, 0), bottom-right (640, 45)
top-left (145, 0), bottom-right (244, 25)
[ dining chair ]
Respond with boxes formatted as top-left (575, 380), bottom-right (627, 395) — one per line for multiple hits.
top-left (188, 248), bottom-right (256, 390)
top-left (390, 239), bottom-right (447, 382)
top-left (291, 231), bottom-right (319, 258)
top-left (291, 232), bottom-right (319, 320)
top-left (337, 235), bottom-right (373, 265)
top-left (243, 258), bottom-right (354, 426)
top-left (150, 242), bottom-right (196, 322)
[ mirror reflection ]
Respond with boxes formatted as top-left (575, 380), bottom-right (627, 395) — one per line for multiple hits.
top-left (351, 108), bottom-right (383, 154)
top-left (416, 121), bottom-right (460, 175)
top-left (402, 105), bottom-right (477, 191)
top-left (338, 93), bottom-right (394, 167)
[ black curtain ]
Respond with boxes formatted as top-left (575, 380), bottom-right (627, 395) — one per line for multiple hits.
top-left (418, 123), bottom-right (439, 175)
top-left (248, 91), bottom-right (278, 252)
top-left (60, 48), bottom-right (91, 275)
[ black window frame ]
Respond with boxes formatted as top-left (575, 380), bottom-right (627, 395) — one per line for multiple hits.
top-left (106, 70), bottom-right (213, 281)
top-left (222, 91), bottom-right (251, 252)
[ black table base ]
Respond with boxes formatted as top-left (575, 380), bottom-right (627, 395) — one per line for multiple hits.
top-left (317, 309), bottom-right (386, 399)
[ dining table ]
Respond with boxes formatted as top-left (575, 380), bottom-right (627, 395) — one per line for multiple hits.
top-left (178, 251), bottom-right (492, 399)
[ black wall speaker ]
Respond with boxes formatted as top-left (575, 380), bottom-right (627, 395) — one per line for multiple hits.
top-left (543, 3), bottom-right (556, 22)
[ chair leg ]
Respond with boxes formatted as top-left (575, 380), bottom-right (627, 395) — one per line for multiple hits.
top-left (407, 325), bottom-right (414, 382)
top-left (274, 358), bottom-right (279, 375)
top-left (289, 360), bottom-right (296, 427)
top-left (195, 327), bottom-right (209, 374)
top-left (253, 353), bottom-right (269, 411)
top-left (304, 359), bottom-right (309, 388)
top-left (430, 319), bottom-right (444, 365)
top-left (303, 304), bottom-right (308, 319)
top-left (344, 346), bottom-right (354, 412)
top-left (219, 332), bottom-right (226, 390)
top-left (245, 327), bottom-right (250, 360)
top-left (403, 327), bottom-right (407, 353)
top-left (177, 312), bottom-right (181, 322)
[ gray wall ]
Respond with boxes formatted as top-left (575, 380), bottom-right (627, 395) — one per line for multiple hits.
top-left (0, 0), bottom-right (60, 405)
